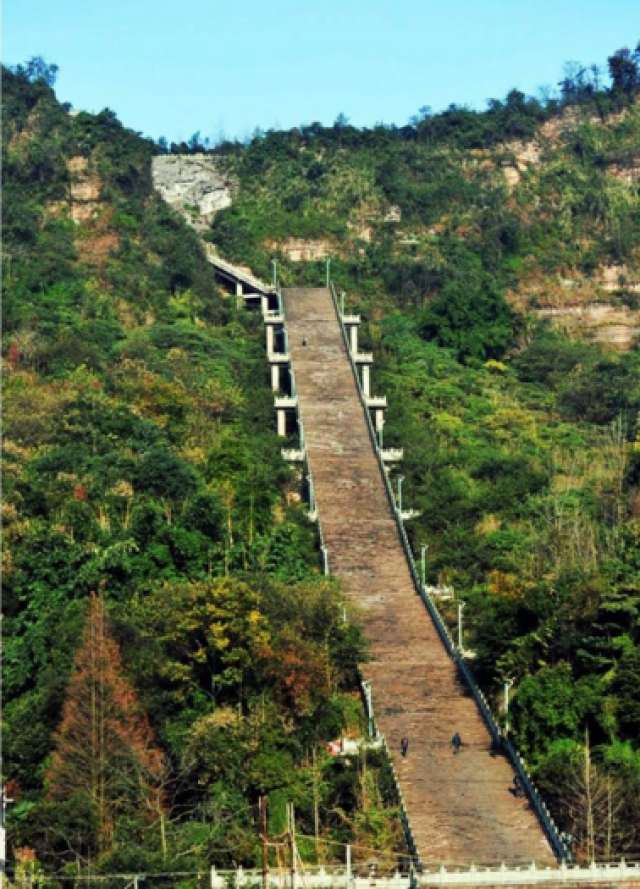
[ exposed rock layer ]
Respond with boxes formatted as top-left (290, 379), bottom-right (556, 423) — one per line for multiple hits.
top-left (151, 155), bottom-right (234, 232)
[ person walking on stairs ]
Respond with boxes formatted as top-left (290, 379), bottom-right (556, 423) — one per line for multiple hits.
top-left (451, 732), bottom-right (462, 755)
top-left (400, 736), bottom-right (409, 759)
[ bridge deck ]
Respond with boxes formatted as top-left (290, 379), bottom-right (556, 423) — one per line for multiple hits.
top-left (205, 246), bottom-right (274, 294)
top-left (282, 287), bottom-right (555, 867)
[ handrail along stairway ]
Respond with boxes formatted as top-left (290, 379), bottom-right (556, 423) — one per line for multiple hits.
top-left (326, 281), bottom-right (570, 866)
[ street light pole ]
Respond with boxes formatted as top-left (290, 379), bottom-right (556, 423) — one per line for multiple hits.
top-left (420, 544), bottom-right (428, 586)
top-left (457, 601), bottom-right (466, 652)
top-left (326, 258), bottom-right (331, 287)
top-left (504, 678), bottom-right (515, 735)
top-left (362, 680), bottom-right (374, 737)
top-left (272, 259), bottom-right (278, 289)
top-left (397, 475), bottom-right (404, 514)
top-left (321, 544), bottom-right (329, 576)
top-left (0, 785), bottom-right (13, 878)
top-left (307, 475), bottom-right (315, 513)
top-left (340, 291), bottom-right (345, 316)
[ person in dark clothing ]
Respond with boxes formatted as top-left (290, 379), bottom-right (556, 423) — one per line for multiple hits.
top-left (451, 732), bottom-right (462, 754)
top-left (512, 774), bottom-right (525, 797)
top-left (400, 736), bottom-right (409, 758)
top-left (302, 336), bottom-right (308, 346)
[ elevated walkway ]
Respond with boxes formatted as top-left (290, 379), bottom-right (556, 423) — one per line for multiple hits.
top-left (282, 287), bottom-right (556, 868)
top-left (205, 246), bottom-right (274, 296)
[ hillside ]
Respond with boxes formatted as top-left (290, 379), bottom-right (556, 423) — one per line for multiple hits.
top-left (3, 45), bottom-right (640, 874)
top-left (199, 80), bottom-right (640, 350)
top-left (158, 46), bottom-right (640, 859)
top-left (2, 64), bottom-right (403, 876)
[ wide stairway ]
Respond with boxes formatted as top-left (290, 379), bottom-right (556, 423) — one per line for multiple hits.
top-left (282, 288), bottom-right (555, 868)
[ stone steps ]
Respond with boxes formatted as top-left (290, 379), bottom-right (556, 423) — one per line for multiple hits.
top-left (282, 287), bottom-right (555, 868)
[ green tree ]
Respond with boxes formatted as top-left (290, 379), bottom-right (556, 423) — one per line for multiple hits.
top-left (418, 253), bottom-right (515, 361)
top-left (11, 56), bottom-right (59, 87)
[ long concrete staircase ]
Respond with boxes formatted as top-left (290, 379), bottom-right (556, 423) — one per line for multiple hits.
top-left (282, 287), bottom-right (556, 868)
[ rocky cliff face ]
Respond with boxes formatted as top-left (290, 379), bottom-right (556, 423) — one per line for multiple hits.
top-left (534, 302), bottom-right (640, 349)
top-left (151, 155), bottom-right (234, 232)
top-left (508, 263), bottom-right (640, 350)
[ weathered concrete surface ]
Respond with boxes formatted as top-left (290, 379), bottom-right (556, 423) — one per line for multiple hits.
top-left (152, 155), bottom-right (234, 232)
top-left (283, 287), bottom-right (555, 868)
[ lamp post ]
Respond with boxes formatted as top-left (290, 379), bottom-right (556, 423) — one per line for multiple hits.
top-left (272, 259), bottom-right (278, 289)
top-left (457, 601), bottom-right (466, 652)
top-left (1, 785), bottom-right (13, 877)
top-left (362, 680), bottom-right (374, 737)
top-left (397, 475), bottom-right (404, 514)
top-left (504, 678), bottom-right (515, 735)
top-left (307, 474), bottom-right (315, 513)
top-left (326, 258), bottom-right (331, 287)
top-left (321, 544), bottom-right (329, 576)
top-left (340, 291), bottom-right (346, 316)
top-left (420, 544), bottom-right (428, 586)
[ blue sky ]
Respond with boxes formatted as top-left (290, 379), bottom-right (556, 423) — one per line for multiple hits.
top-left (4, 0), bottom-right (639, 143)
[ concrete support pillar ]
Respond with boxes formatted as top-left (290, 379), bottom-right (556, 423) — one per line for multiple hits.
top-left (270, 364), bottom-right (280, 392)
top-left (375, 408), bottom-right (385, 432)
top-left (349, 325), bottom-right (358, 353)
top-left (261, 295), bottom-right (269, 316)
top-left (362, 364), bottom-right (371, 397)
top-left (277, 409), bottom-right (287, 437)
top-left (266, 325), bottom-right (275, 353)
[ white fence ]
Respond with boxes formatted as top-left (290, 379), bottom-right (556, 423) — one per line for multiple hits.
top-left (208, 860), bottom-right (640, 888)
top-left (417, 860), bottom-right (640, 885)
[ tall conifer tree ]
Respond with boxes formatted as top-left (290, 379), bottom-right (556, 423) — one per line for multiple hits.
top-left (48, 593), bottom-right (165, 853)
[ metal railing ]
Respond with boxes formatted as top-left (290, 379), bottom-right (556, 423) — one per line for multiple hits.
top-left (327, 282), bottom-right (570, 866)
top-left (379, 735), bottom-right (421, 867)
top-left (276, 286), bottom-right (329, 577)
top-left (357, 682), bottom-right (419, 863)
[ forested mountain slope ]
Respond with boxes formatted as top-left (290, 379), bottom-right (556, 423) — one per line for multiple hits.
top-left (206, 53), bottom-right (640, 351)
top-left (2, 64), bottom-right (402, 876)
top-left (3, 42), bottom-right (640, 873)
top-left (181, 44), bottom-right (640, 859)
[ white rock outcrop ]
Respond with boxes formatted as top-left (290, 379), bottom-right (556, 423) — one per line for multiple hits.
top-left (152, 155), bottom-right (234, 232)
